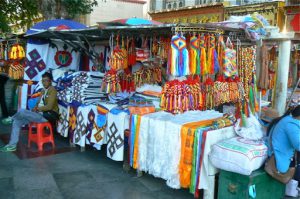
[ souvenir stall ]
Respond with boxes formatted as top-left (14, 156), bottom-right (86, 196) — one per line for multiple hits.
top-left (92, 16), bottom-right (271, 198)
top-left (24, 16), bottom-right (278, 198)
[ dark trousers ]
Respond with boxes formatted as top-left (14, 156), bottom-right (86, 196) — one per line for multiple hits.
top-left (0, 75), bottom-right (9, 118)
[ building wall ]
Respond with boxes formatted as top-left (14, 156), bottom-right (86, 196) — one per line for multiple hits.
top-left (150, 0), bottom-right (284, 11)
top-left (87, 0), bottom-right (147, 26)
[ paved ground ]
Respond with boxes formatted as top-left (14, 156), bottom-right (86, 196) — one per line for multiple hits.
top-left (0, 120), bottom-right (194, 199)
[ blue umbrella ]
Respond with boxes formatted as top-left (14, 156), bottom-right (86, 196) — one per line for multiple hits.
top-left (26, 19), bottom-right (87, 35)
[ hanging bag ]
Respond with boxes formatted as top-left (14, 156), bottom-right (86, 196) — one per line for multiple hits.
top-left (264, 127), bottom-right (296, 184)
top-left (223, 37), bottom-right (237, 77)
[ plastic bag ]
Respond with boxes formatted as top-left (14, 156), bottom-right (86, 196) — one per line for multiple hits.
top-left (234, 114), bottom-right (265, 140)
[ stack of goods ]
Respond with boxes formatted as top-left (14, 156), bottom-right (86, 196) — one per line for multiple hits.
top-left (129, 110), bottom-right (238, 197)
top-left (135, 84), bottom-right (162, 98)
top-left (72, 72), bottom-right (106, 104)
top-left (160, 77), bottom-right (204, 114)
top-left (56, 71), bottom-right (106, 105)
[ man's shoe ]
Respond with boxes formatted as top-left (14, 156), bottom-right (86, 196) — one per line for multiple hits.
top-left (0, 145), bottom-right (16, 152)
top-left (2, 117), bottom-right (12, 125)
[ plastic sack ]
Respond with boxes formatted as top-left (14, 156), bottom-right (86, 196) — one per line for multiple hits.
top-left (209, 136), bottom-right (268, 175)
top-left (234, 114), bottom-right (265, 140)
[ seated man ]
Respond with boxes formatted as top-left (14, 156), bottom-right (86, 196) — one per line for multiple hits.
top-left (0, 72), bottom-right (59, 152)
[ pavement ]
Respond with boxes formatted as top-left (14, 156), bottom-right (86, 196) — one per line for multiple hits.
top-left (0, 119), bottom-right (194, 199)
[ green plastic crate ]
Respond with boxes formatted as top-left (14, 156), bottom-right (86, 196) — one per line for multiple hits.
top-left (218, 169), bottom-right (286, 199)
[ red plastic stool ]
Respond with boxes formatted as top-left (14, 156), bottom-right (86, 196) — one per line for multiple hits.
top-left (28, 122), bottom-right (55, 151)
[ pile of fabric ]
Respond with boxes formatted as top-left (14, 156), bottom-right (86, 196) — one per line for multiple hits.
top-left (56, 71), bottom-right (106, 105)
top-left (128, 110), bottom-right (237, 198)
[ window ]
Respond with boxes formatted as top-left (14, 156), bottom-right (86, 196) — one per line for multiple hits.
top-left (179, 1), bottom-right (183, 7)
top-left (168, 3), bottom-right (172, 9)
top-left (173, 2), bottom-right (177, 8)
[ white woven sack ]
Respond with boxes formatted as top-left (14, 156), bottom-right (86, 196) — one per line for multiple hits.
top-left (209, 136), bottom-right (268, 175)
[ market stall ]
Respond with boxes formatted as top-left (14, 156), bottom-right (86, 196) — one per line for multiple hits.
top-left (20, 15), bottom-right (294, 198)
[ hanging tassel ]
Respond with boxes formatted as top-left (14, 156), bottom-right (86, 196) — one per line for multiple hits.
top-left (168, 34), bottom-right (189, 77)
top-left (207, 35), bottom-right (220, 75)
top-left (189, 35), bottom-right (200, 75)
top-left (199, 34), bottom-right (207, 76)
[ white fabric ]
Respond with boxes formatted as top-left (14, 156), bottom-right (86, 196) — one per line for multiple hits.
top-left (89, 105), bottom-right (106, 147)
top-left (73, 106), bottom-right (88, 147)
top-left (198, 127), bottom-right (236, 192)
top-left (46, 41), bottom-right (80, 71)
top-left (209, 136), bottom-right (268, 176)
top-left (24, 42), bottom-right (49, 81)
top-left (137, 110), bottom-right (223, 189)
top-left (20, 84), bottom-right (29, 110)
top-left (106, 111), bottom-right (129, 161)
top-left (136, 84), bottom-right (162, 93)
top-left (57, 104), bottom-right (70, 137)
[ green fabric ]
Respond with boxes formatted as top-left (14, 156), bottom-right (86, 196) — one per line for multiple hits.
top-left (189, 129), bottom-right (199, 194)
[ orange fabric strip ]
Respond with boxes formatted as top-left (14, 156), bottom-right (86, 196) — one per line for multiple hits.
top-left (179, 118), bottom-right (217, 188)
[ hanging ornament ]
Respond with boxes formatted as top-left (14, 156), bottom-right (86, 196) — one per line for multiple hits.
top-left (223, 37), bottom-right (237, 77)
top-left (128, 37), bottom-right (136, 66)
top-left (8, 44), bottom-right (25, 60)
top-left (101, 69), bottom-right (121, 93)
top-left (207, 34), bottom-right (220, 75)
top-left (189, 34), bottom-right (201, 75)
top-left (8, 61), bottom-right (24, 79)
top-left (109, 36), bottom-right (127, 70)
top-left (199, 34), bottom-right (207, 76)
top-left (168, 34), bottom-right (189, 77)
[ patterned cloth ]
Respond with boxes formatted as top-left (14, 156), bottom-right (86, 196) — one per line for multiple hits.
top-left (57, 103), bottom-right (70, 137)
top-left (24, 42), bottom-right (49, 81)
top-left (106, 111), bottom-right (130, 161)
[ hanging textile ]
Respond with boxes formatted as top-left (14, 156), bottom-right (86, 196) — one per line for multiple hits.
top-left (217, 35), bottom-right (225, 74)
top-left (128, 37), bottom-right (136, 66)
top-left (106, 110), bottom-right (129, 161)
top-left (179, 119), bottom-right (216, 188)
top-left (258, 44), bottom-right (269, 89)
top-left (223, 37), bottom-right (237, 77)
top-left (158, 37), bottom-right (170, 60)
top-left (207, 34), bottom-right (220, 75)
top-left (199, 34), bottom-right (207, 76)
top-left (24, 42), bottom-right (49, 81)
top-left (57, 103), bottom-right (70, 137)
top-left (189, 35), bottom-right (200, 75)
top-left (168, 34), bottom-right (189, 77)
top-left (110, 36), bottom-right (127, 70)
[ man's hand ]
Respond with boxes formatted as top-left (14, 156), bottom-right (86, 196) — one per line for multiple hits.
top-left (32, 107), bottom-right (39, 112)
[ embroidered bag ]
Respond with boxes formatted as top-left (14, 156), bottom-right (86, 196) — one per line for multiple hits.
top-left (223, 37), bottom-right (237, 77)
